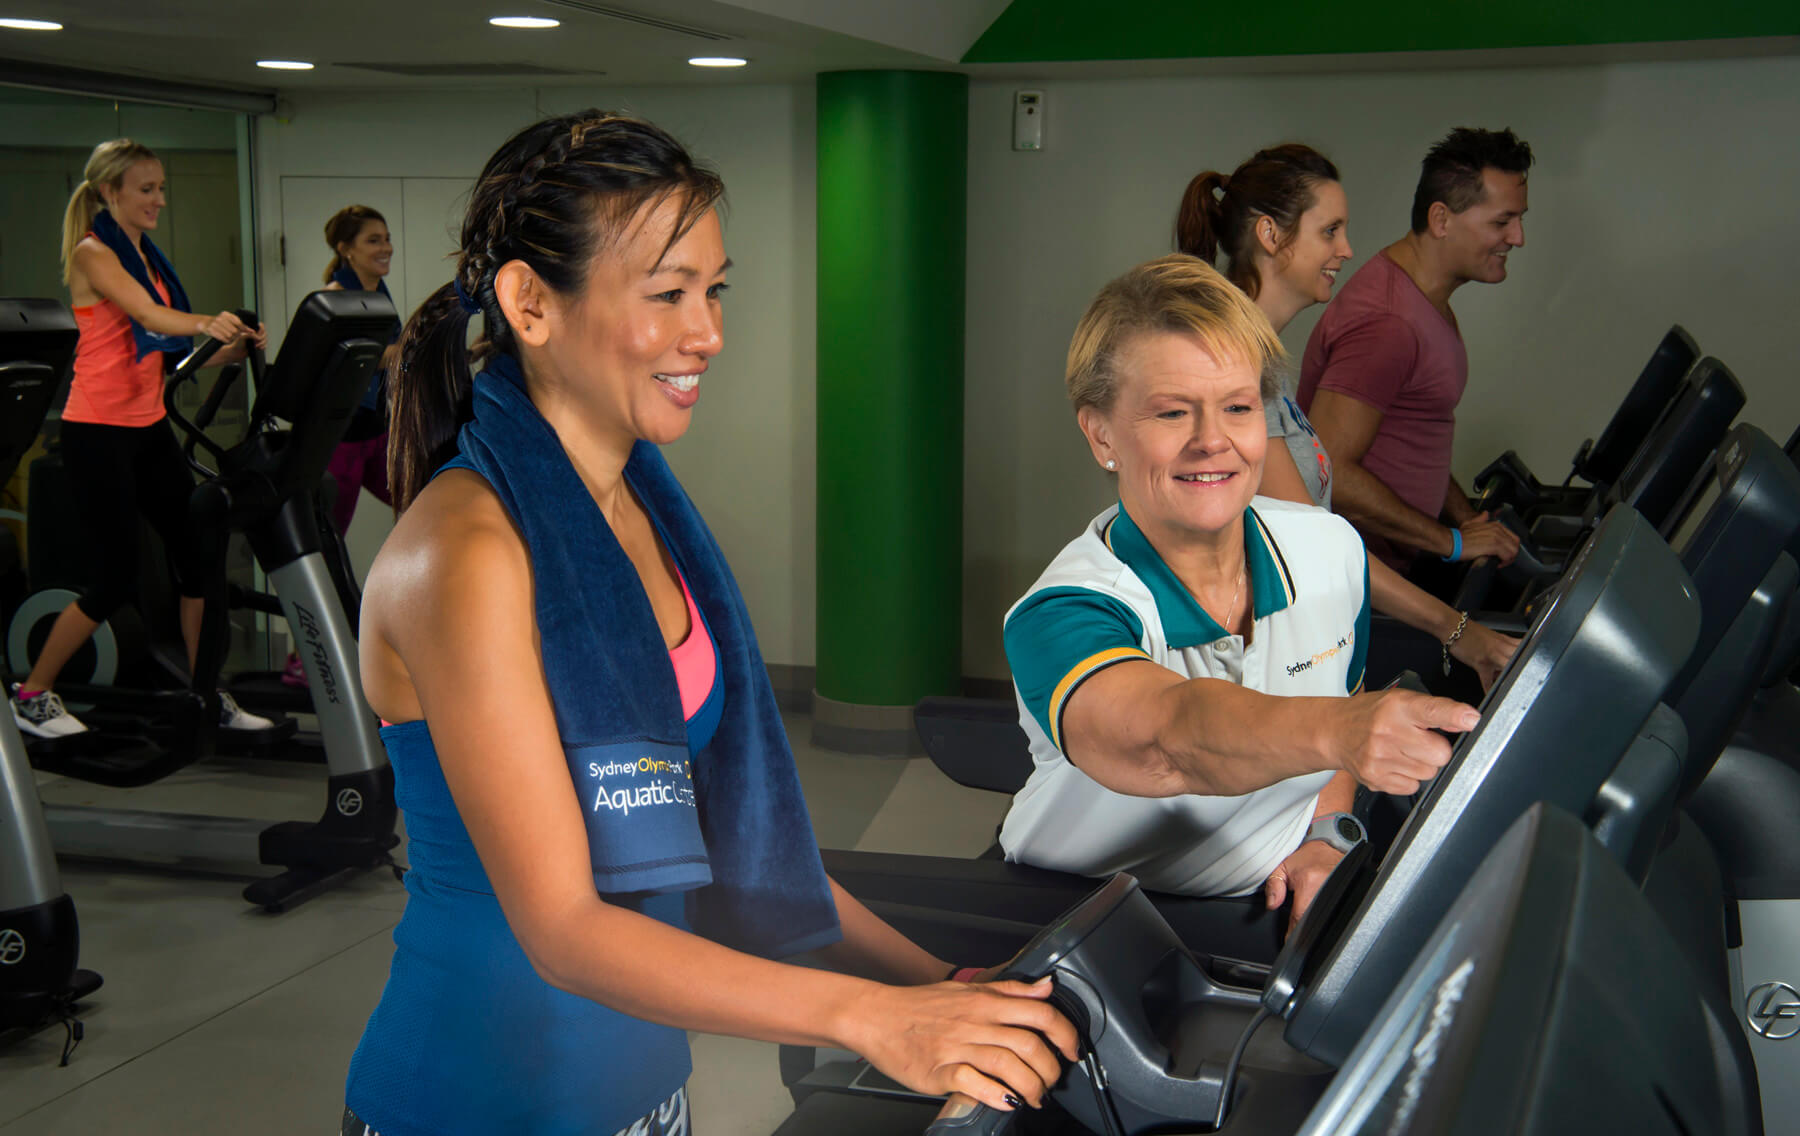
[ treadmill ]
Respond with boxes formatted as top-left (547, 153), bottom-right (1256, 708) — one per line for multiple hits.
top-left (1452, 355), bottom-right (1747, 616)
top-left (1293, 804), bottom-right (1744, 1136)
top-left (780, 806), bottom-right (1755, 1134)
top-left (785, 505), bottom-right (1706, 1093)
top-left (1474, 324), bottom-right (1699, 517)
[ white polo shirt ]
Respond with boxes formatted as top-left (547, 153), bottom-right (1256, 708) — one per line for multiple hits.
top-left (999, 497), bottom-right (1370, 897)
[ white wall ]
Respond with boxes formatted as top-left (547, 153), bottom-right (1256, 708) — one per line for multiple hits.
top-left (252, 84), bottom-right (817, 666)
top-left (244, 53), bottom-right (1800, 680)
top-left (962, 54), bottom-right (1800, 677)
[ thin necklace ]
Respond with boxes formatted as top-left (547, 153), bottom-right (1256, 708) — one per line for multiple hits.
top-left (1226, 564), bottom-right (1244, 631)
top-left (1209, 563), bottom-right (1244, 634)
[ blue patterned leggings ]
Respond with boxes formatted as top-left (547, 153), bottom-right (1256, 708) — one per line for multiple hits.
top-left (341, 1085), bottom-right (690, 1136)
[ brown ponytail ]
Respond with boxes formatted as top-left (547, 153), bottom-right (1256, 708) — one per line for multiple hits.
top-left (1172, 144), bottom-right (1340, 300)
top-left (1174, 170), bottom-right (1230, 264)
top-left (387, 110), bottom-right (724, 514)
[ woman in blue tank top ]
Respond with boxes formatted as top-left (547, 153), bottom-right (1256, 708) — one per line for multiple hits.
top-left (341, 111), bottom-right (1075, 1136)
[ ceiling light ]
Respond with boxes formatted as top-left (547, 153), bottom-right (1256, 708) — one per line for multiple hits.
top-left (688, 56), bottom-right (747, 68)
top-left (256, 60), bottom-right (315, 71)
top-left (0, 18), bottom-right (62, 30)
top-left (490, 16), bottom-right (560, 28)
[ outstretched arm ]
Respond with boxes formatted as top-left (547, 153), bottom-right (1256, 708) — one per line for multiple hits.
top-left (73, 239), bottom-right (253, 344)
top-left (1059, 659), bottom-right (1474, 799)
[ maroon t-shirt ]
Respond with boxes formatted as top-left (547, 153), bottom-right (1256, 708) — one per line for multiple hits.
top-left (1298, 251), bottom-right (1468, 569)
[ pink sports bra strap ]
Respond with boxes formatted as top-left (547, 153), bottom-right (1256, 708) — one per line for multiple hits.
top-left (668, 568), bottom-right (717, 721)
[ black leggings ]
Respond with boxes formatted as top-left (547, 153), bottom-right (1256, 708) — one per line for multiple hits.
top-left (58, 419), bottom-right (206, 622)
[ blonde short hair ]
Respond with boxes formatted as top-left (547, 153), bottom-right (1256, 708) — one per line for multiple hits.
top-left (1066, 253), bottom-right (1285, 415)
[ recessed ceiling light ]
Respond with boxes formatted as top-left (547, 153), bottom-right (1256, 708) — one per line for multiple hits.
top-left (688, 57), bottom-right (748, 68)
top-left (0, 17), bottom-right (62, 30)
top-left (256, 60), bottom-right (315, 71)
top-left (490, 16), bottom-right (559, 28)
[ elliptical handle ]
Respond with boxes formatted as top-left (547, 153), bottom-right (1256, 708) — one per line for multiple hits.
top-left (924, 1094), bottom-right (1016, 1135)
top-left (165, 309), bottom-right (263, 478)
top-left (230, 308), bottom-right (267, 388)
top-left (195, 363), bottom-right (242, 432)
top-left (168, 335), bottom-right (227, 386)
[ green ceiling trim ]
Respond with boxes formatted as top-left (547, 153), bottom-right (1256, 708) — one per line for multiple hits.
top-left (962, 0), bottom-right (1800, 63)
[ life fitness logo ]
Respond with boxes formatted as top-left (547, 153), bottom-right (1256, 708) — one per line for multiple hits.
top-left (0, 928), bottom-right (25, 966)
top-left (336, 788), bottom-right (364, 817)
top-left (1746, 981), bottom-right (1800, 1040)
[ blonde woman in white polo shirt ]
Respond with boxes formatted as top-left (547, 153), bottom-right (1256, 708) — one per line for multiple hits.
top-left (1000, 255), bottom-right (1480, 932)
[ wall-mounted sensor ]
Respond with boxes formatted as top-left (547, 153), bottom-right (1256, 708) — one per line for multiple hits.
top-left (1014, 90), bottom-right (1044, 152)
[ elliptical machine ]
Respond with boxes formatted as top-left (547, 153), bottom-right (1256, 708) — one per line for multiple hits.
top-left (0, 706), bottom-right (100, 1061)
top-left (0, 304), bottom-right (100, 1058)
top-left (5, 292), bottom-right (403, 911)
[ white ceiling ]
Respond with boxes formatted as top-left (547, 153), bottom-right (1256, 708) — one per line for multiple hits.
top-left (2, 1), bottom-right (1793, 105)
top-left (0, 0), bottom-right (973, 94)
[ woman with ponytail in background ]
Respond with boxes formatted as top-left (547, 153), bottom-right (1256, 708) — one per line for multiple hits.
top-left (341, 110), bottom-right (1072, 1136)
top-left (320, 205), bottom-right (397, 535)
top-left (8, 139), bottom-right (273, 739)
top-left (1176, 145), bottom-right (1518, 690)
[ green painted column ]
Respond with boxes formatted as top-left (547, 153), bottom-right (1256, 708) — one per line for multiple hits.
top-left (816, 71), bottom-right (968, 711)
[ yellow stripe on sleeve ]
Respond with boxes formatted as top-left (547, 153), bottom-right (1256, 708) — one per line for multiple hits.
top-left (1048, 646), bottom-right (1151, 751)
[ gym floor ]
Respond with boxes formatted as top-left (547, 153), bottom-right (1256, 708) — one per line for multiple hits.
top-left (0, 712), bottom-right (1007, 1135)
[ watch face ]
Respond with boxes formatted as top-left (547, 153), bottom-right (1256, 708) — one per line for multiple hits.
top-left (1336, 815), bottom-right (1365, 844)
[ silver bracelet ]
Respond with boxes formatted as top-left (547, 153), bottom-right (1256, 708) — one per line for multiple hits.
top-left (1442, 611), bottom-right (1470, 677)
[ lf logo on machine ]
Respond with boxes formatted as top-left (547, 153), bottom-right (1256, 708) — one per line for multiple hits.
top-left (1746, 981), bottom-right (1800, 1040)
top-left (336, 788), bottom-right (364, 817)
top-left (0, 928), bottom-right (25, 965)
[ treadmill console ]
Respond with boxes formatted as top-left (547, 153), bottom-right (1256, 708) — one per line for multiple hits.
top-left (1285, 504), bottom-right (1701, 1066)
top-left (1296, 804), bottom-right (1737, 1136)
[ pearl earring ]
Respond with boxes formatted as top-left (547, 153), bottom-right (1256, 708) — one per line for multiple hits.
top-left (1105, 459), bottom-right (1117, 471)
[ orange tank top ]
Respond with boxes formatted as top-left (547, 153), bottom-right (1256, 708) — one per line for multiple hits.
top-left (64, 273), bottom-right (173, 428)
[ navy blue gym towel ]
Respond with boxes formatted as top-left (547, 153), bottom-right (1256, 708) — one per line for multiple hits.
top-left (443, 351), bottom-right (841, 960)
top-left (88, 208), bottom-right (193, 364)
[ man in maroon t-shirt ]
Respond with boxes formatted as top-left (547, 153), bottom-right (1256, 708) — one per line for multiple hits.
top-left (1299, 128), bottom-right (1532, 574)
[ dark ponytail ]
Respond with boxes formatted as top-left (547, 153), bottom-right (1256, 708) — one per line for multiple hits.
top-left (1175, 170), bottom-right (1230, 264)
top-left (387, 110), bottom-right (725, 513)
top-left (387, 282), bottom-right (475, 513)
top-left (1172, 144), bottom-right (1340, 300)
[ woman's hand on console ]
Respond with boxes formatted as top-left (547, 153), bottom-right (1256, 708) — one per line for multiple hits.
top-left (1452, 621), bottom-right (1521, 691)
top-left (1332, 688), bottom-right (1479, 795)
top-left (841, 976), bottom-right (1078, 1112)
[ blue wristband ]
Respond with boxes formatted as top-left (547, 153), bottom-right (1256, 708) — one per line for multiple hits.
top-left (1441, 528), bottom-right (1462, 562)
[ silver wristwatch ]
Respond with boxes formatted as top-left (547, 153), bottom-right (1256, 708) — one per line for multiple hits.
top-left (1304, 812), bottom-right (1366, 854)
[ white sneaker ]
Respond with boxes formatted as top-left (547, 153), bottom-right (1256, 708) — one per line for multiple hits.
top-left (10, 683), bottom-right (89, 738)
top-left (217, 690), bottom-right (276, 731)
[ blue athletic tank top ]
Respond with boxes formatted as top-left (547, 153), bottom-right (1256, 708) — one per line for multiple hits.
top-left (345, 655), bottom-right (724, 1135)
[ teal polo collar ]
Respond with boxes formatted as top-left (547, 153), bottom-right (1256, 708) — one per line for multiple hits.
top-left (1103, 502), bottom-right (1297, 648)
